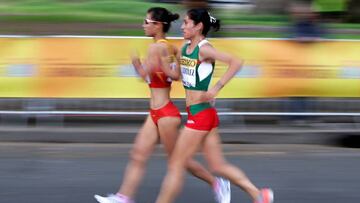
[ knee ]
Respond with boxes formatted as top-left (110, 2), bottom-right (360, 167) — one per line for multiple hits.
top-left (129, 147), bottom-right (149, 166)
top-left (209, 161), bottom-right (228, 174)
top-left (167, 157), bottom-right (184, 173)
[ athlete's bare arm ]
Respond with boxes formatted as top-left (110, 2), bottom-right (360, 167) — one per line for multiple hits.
top-left (157, 43), bottom-right (180, 80)
top-left (200, 44), bottom-right (243, 99)
top-left (131, 51), bottom-right (149, 82)
top-left (131, 43), bottom-right (160, 82)
top-left (174, 45), bottom-right (182, 80)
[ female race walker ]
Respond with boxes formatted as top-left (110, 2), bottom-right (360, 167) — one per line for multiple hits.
top-left (155, 8), bottom-right (274, 203)
top-left (94, 7), bottom-right (230, 203)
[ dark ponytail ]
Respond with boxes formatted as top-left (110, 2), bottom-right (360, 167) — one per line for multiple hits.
top-left (147, 7), bottom-right (179, 33)
top-left (209, 15), bottom-right (220, 32)
top-left (187, 8), bottom-right (221, 36)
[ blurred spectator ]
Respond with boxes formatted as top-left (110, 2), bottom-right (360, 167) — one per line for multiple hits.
top-left (289, 1), bottom-right (326, 42)
top-left (285, 1), bottom-right (324, 125)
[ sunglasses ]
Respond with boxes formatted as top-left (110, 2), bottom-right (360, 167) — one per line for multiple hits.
top-left (144, 18), bottom-right (168, 25)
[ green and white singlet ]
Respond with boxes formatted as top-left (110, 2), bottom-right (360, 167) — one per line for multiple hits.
top-left (180, 40), bottom-right (214, 91)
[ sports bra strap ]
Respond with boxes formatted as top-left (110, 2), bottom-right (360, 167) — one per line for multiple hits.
top-left (198, 39), bottom-right (209, 48)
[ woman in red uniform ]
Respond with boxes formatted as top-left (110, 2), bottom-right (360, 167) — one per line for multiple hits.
top-left (155, 8), bottom-right (274, 203)
top-left (94, 7), bottom-right (229, 203)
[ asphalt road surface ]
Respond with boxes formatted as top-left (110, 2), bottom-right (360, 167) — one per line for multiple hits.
top-left (1, 143), bottom-right (359, 203)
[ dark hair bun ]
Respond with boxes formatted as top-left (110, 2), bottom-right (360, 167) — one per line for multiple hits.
top-left (170, 13), bottom-right (179, 22)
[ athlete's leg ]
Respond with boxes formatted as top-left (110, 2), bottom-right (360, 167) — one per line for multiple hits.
top-left (157, 117), bottom-right (214, 185)
top-left (157, 117), bottom-right (181, 156)
top-left (203, 128), bottom-right (260, 200)
top-left (117, 115), bottom-right (159, 198)
top-left (155, 127), bottom-right (208, 203)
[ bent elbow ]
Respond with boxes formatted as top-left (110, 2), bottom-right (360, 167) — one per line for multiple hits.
top-left (232, 58), bottom-right (243, 72)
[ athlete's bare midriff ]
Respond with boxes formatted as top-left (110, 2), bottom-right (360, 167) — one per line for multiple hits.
top-left (185, 89), bottom-right (207, 107)
top-left (150, 87), bottom-right (171, 109)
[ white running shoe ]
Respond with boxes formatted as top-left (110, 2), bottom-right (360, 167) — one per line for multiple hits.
top-left (94, 193), bottom-right (134, 203)
top-left (213, 177), bottom-right (231, 203)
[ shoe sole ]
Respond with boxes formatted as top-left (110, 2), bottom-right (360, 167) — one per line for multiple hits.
top-left (94, 195), bottom-right (109, 203)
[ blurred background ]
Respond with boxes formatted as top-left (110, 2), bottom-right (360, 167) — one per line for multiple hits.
top-left (0, 0), bottom-right (359, 147)
top-left (0, 0), bottom-right (358, 38)
top-left (1, 1), bottom-right (360, 203)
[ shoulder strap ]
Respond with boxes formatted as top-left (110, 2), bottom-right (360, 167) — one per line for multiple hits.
top-left (198, 39), bottom-right (209, 48)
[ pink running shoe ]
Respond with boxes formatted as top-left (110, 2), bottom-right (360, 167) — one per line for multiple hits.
top-left (94, 193), bottom-right (135, 203)
top-left (254, 188), bottom-right (274, 203)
